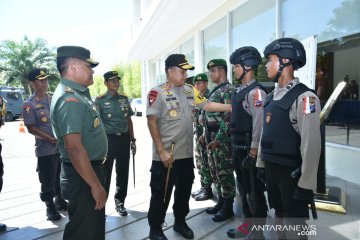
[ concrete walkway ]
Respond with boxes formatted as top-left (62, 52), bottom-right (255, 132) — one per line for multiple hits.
top-left (0, 118), bottom-right (359, 239)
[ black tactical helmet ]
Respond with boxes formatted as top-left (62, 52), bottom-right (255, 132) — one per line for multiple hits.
top-left (230, 46), bottom-right (262, 68)
top-left (263, 38), bottom-right (306, 70)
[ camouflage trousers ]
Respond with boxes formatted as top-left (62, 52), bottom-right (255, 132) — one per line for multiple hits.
top-left (206, 132), bottom-right (236, 199)
top-left (194, 139), bottom-right (212, 187)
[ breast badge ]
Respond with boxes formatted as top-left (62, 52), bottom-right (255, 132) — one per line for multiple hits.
top-left (266, 113), bottom-right (272, 124)
top-left (41, 117), bottom-right (48, 123)
top-left (169, 110), bottom-right (177, 117)
top-left (107, 114), bottom-right (112, 118)
top-left (94, 117), bottom-right (100, 128)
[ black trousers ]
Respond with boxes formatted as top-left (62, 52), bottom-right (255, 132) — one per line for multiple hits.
top-left (265, 162), bottom-right (309, 218)
top-left (148, 158), bottom-right (194, 230)
top-left (37, 153), bottom-right (61, 202)
top-left (105, 133), bottom-right (130, 206)
top-left (61, 163), bottom-right (106, 240)
top-left (233, 144), bottom-right (267, 218)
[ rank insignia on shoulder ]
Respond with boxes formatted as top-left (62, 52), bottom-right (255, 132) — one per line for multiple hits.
top-left (266, 113), bottom-right (272, 124)
top-left (303, 96), bottom-right (316, 114)
top-left (64, 87), bottom-right (74, 93)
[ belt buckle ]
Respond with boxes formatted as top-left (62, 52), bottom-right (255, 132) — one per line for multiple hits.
top-left (115, 133), bottom-right (122, 136)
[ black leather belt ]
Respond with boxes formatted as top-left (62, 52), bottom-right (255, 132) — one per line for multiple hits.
top-left (62, 160), bottom-right (105, 166)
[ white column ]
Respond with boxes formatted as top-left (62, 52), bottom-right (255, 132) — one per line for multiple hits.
top-left (194, 30), bottom-right (203, 74)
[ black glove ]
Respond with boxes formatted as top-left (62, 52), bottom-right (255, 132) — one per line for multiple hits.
top-left (242, 154), bottom-right (257, 170)
top-left (293, 186), bottom-right (314, 201)
top-left (256, 167), bottom-right (265, 184)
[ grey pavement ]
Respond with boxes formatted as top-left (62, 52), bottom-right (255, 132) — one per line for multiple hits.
top-left (0, 117), bottom-right (359, 239)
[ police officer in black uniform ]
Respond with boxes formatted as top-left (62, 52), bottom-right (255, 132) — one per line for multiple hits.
top-left (227, 47), bottom-right (268, 239)
top-left (258, 38), bottom-right (321, 239)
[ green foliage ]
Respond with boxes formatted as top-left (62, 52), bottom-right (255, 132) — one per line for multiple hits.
top-left (89, 61), bottom-right (142, 99)
top-left (0, 36), bottom-right (59, 95)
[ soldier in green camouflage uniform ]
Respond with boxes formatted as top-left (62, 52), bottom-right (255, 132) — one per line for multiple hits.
top-left (204, 59), bottom-right (235, 222)
top-left (191, 73), bottom-right (213, 201)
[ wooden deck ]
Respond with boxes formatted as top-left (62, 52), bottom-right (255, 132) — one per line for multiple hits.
top-left (1, 118), bottom-right (359, 239)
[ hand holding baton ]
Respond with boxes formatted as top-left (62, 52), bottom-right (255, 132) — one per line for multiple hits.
top-left (163, 141), bottom-right (175, 203)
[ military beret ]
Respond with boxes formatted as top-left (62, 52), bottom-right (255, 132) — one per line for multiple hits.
top-left (165, 54), bottom-right (195, 70)
top-left (104, 71), bottom-right (121, 81)
top-left (193, 73), bottom-right (208, 84)
top-left (27, 68), bottom-right (49, 81)
top-left (207, 59), bottom-right (227, 70)
top-left (57, 46), bottom-right (99, 68)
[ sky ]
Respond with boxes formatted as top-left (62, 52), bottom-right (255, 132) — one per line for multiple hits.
top-left (0, 0), bottom-right (132, 75)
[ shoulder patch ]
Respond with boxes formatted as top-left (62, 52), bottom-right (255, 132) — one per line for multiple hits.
top-left (148, 90), bottom-right (158, 106)
top-left (253, 88), bottom-right (263, 107)
top-left (303, 96), bottom-right (316, 114)
top-left (23, 104), bottom-right (32, 114)
top-left (65, 97), bottom-right (79, 103)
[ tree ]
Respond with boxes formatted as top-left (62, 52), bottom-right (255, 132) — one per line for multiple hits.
top-left (0, 36), bottom-right (59, 95)
top-left (89, 61), bottom-right (142, 99)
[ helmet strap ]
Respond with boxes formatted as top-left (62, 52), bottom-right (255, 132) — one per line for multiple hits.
top-left (273, 57), bottom-right (292, 83)
top-left (238, 64), bottom-right (250, 82)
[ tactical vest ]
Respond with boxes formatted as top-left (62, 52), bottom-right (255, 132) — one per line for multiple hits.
top-left (261, 83), bottom-right (314, 167)
top-left (231, 82), bottom-right (264, 144)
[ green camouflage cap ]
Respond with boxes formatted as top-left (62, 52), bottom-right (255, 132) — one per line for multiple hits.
top-left (193, 73), bottom-right (208, 84)
top-left (207, 59), bottom-right (227, 70)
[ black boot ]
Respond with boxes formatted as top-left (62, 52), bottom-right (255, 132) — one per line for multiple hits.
top-left (212, 198), bottom-right (234, 222)
top-left (45, 201), bottom-right (61, 221)
top-left (54, 195), bottom-right (68, 211)
top-left (205, 195), bottom-right (224, 214)
top-left (173, 221), bottom-right (194, 239)
top-left (194, 186), bottom-right (213, 201)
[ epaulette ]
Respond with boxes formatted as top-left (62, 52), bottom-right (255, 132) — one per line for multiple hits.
top-left (119, 93), bottom-right (128, 98)
top-left (96, 93), bottom-right (106, 99)
top-left (64, 86), bottom-right (74, 93)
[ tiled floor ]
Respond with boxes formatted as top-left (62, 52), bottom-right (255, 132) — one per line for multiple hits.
top-left (0, 119), bottom-right (359, 239)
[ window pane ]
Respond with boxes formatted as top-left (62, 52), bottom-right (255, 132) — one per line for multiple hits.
top-left (231, 0), bottom-right (276, 83)
top-left (203, 17), bottom-right (227, 70)
top-left (281, 0), bottom-right (360, 43)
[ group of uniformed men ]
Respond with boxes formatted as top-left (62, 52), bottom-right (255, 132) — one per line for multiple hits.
top-left (21, 46), bottom-right (135, 240)
top-left (15, 36), bottom-right (320, 240)
top-left (146, 37), bottom-right (320, 240)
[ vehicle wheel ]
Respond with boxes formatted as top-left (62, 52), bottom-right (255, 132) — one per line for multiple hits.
top-left (5, 112), bottom-right (13, 122)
